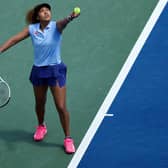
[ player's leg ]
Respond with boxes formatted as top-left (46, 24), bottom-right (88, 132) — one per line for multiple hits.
top-left (50, 85), bottom-right (70, 136)
top-left (33, 85), bottom-right (48, 125)
top-left (50, 85), bottom-right (75, 153)
top-left (33, 85), bottom-right (48, 141)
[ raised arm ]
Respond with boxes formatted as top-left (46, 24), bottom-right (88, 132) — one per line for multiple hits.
top-left (56, 12), bottom-right (80, 33)
top-left (0, 27), bottom-right (29, 53)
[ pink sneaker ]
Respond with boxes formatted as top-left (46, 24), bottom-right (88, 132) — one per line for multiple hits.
top-left (64, 137), bottom-right (76, 154)
top-left (33, 124), bottom-right (47, 141)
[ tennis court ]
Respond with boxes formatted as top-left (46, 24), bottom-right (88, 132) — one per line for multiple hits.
top-left (0, 0), bottom-right (163, 168)
top-left (69, 1), bottom-right (168, 167)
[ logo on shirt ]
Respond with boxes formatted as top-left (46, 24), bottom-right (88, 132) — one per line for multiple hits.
top-left (34, 31), bottom-right (44, 39)
top-left (34, 31), bottom-right (39, 35)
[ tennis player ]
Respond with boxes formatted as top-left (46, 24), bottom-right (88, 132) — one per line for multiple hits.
top-left (0, 3), bottom-right (80, 154)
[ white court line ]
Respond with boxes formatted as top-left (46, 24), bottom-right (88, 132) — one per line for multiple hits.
top-left (68, 1), bottom-right (167, 168)
top-left (104, 114), bottom-right (114, 117)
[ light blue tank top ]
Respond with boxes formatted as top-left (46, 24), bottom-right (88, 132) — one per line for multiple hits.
top-left (29, 21), bottom-right (62, 66)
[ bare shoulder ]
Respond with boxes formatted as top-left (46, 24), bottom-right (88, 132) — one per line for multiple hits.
top-left (21, 27), bottom-right (29, 35)
top-left (19, 27), bottom-right (29, 38)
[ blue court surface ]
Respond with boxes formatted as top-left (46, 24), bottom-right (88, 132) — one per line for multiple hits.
top-left (68, 1), bottom-right (168, 168)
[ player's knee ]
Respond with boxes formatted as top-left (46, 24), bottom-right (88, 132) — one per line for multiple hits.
top-left (57, 104), bottom-right (67, 113)
top-left (35, 97), bottom-right (46, 107)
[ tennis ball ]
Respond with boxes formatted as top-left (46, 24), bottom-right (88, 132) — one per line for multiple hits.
top-left (74, 7), bottom-right (80, 14)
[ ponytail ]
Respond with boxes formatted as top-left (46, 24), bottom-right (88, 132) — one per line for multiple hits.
top-left (25, 8), bottom-right (39, 24)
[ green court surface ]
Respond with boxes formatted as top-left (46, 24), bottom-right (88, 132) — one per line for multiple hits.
top-left (0, 0), bottom-right (158, 167)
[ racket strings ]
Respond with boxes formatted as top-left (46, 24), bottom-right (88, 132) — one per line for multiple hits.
top-left (0, 81), bottom-right (10, 107)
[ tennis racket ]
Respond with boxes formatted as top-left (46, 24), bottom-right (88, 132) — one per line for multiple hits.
top-left (0, 76), bottom-right (11, 108)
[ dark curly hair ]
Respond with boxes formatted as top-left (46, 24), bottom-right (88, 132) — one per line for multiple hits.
top-left (25, 3), bottom-right (51, 24)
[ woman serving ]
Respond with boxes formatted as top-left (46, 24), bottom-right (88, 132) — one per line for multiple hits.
top-left (0, 3), bottom-right (80, 154)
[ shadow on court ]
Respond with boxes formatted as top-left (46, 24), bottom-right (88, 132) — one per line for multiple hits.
top-left (0, 129), bottom-right (63, 148)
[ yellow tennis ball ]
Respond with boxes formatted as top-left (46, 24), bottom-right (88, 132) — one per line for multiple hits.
top-left (74, 7), bottom-right (80, 14)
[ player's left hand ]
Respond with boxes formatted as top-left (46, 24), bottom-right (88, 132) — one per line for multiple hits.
top-left (70, 12), bottom-right (80, 19)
